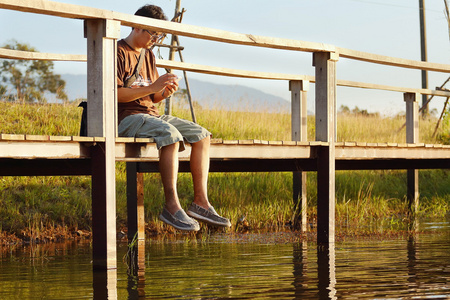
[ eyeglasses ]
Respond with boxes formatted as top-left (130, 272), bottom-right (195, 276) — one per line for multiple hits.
top-left (144, 30), bottom-right (165, 42)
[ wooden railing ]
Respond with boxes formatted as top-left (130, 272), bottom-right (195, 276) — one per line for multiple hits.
top-left (1, 0), bottom-right (450, 271)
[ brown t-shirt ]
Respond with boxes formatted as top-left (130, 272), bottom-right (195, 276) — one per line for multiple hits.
top-left (117, 39), bottom-right (160, 123)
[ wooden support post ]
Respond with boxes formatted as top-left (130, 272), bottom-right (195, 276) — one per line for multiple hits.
top-left (404, 92), bottom-right (420, 215)
top-left (290, 80), bottom-right (309, 232)
top-left (126, 162), bottom-right (145, 243)
top-left (85, 19), bottom-right (120, 270)
top-left (313, 52), bottom-right (338, 245)
top-left (126, 162), bottom-right (146, 278)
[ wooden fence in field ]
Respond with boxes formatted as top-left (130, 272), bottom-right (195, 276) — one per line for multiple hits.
top-left (1, 0), bottom-right (450, 271)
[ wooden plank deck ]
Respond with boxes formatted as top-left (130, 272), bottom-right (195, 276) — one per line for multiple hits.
top-left (2, 134), bottom-right (450, 170)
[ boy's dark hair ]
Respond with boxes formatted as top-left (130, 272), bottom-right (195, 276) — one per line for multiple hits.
top-left (134, 4), bottom-right (168, 20)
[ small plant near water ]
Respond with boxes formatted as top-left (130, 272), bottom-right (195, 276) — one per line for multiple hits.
top-left (0, 101), bottom-right (449, 243)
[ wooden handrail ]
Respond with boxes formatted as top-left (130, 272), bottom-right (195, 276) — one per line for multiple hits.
top-left (155, 59), bottom-right (313, 81)
top-left (0, 48), bottom-right (86, 61)
top-left (1, 0), bottom-right (449, 74)
top-left (337, 47), bottom-right (450, 73)
top-left (0, 0), bottom-right (335, 53)
top-left (2, 48), bottom-right (450, 98)
top-left (336, 79), bottom-right (450, 97)
top-left (0, 0), bottom-right (114, 20)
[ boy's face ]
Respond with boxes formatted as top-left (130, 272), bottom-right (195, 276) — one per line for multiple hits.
top-left (140, 29), bottom-right (164, 49)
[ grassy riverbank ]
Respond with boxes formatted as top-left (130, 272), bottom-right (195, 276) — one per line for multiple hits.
top-left (0, 101), bottom-right (449, 244)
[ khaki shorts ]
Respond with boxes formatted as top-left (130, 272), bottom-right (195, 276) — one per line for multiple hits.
top-left (118, 114), bottom-right (211, 151)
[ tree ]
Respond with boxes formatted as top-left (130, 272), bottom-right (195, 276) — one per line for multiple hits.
top-left (0, 41), bottom-right (68, 103)
top-left (338, 105), bottom-right (350, 114)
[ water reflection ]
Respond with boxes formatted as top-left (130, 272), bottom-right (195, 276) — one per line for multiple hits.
top-left (1, 226), bottom-right (449, 299)
top-left (292, 242), bottom-right (308, 298)
top-left (407, 234), bottom-right (418, 290)
top-left (317, 244), bottom-right (336, 300)
top-left (91, 240), bottom-right (147, 300)
top-left (126, 240), bottom-right (146, 299)
top-left (93, 269), bottom-right (117, 300)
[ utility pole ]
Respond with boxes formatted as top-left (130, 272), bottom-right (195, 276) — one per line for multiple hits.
top-left (446, 0), bottom-right (450, 41)
top-left (419, 0), bottom-right (429, 116)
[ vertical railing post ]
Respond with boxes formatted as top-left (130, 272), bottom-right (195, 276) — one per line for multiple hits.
top-left (404, 92), bottom-right (420, 215)
top-left (290, 80), bottom-right (309, 232)
top-left (85, 18), bottom-right (120, 270)
top-left (313, 51), bottom-right (338, 245)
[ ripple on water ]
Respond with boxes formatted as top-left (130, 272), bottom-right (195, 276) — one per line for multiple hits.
top-left (0, 224), bottom-right (449, 299)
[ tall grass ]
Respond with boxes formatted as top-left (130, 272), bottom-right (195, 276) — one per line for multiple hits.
top-left (0, 101), bottom-right (81, 136)
top-left (336, 112), bottom-right (440, 144)
top-left (0, 101), bottom-right (448, 240)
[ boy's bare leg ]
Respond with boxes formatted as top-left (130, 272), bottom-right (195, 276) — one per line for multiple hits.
top-left (159, 142), bottom-right (182, 214)
top-left (190, 135), bottom-right (211, 209)
top-left (187, 135), bottom-right (231, 227)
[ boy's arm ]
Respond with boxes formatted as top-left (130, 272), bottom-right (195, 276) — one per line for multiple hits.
top-left (118, 73), bottom-right (178, 103)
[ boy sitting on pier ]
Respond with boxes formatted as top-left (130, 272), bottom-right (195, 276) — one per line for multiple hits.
top-left (116, 4), bottom-right (231, 231)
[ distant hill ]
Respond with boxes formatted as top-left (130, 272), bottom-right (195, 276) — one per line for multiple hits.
top-left (61, 74), bottom-right (290, 113)
top-left (179, 78), bottom-right (290, 112)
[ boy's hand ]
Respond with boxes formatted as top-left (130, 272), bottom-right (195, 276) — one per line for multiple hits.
top-left (163, 75), bottom-right (180, 96)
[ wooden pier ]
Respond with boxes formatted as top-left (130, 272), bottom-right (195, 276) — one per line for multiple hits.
top-left (1, 0), bottom-right (450, 271)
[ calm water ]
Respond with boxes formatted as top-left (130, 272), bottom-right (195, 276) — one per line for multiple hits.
top-left (0, 221), bottom-right (449, 299)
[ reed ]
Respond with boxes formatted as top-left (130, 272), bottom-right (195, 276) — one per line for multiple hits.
top-left (0, 101), bottom-right (81, 136)
top-left (0, 101), bottom-right (448, 241)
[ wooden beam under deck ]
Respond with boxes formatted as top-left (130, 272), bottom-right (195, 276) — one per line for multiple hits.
top-left (1, 136), bottom-right (450, 174)
top-left (0, 158), bottom-right (91, 176)
top-left (2, 156), bottom-right (449, 177)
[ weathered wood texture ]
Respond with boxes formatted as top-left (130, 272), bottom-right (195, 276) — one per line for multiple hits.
top-left (0, 48), bottom-right (86, 61)
top-left (313, 52), bottom-right (338, 245)
top-left (404, 93), bottom-right (420, 214)
top-left (3, 48), bottom-right (450, 98)
top-left (3, 50), bottom-right (450, 99)
top-left (1, 0), bottom-right (450, 73)
top-left (126, 163), bottom-right (145, 243)
top-left (0, 0), bottom-right (335, 53)
top-left (1, 135), bottom-right (450, 161)
top-left (85, 18), bottom-right (119, 270)
top-left (290, 80), bottom-right (309, 232)
top-left (337, 47), bottom-right (449, 73)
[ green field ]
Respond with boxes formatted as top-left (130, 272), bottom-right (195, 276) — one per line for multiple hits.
top-left (0, 101), bottom-right (449, 243)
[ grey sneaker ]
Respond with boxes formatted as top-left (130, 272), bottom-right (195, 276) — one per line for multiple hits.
top-left (187, 203), bottom-right (231, 228)
top-left (159, 208), bottom-right (200, 231)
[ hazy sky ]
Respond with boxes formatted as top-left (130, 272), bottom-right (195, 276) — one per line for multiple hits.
top-left (1, 0), bottom-right (449, 115)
